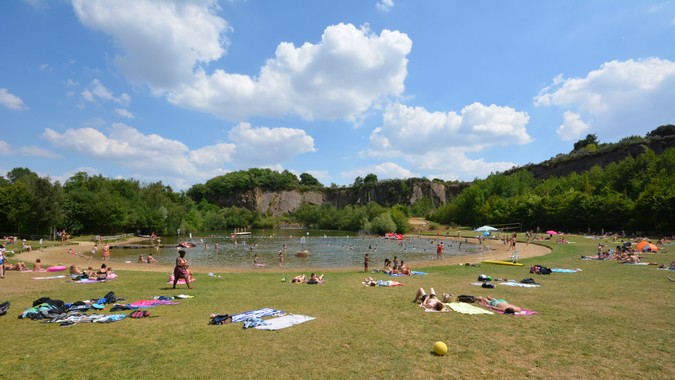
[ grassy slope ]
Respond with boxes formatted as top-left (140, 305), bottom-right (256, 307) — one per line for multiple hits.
top-left (2, 235), bottom-right (674, 380)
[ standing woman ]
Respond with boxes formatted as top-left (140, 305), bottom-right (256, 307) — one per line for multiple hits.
top-left (0, 248), bottom-right (5, 278)
top-left (102, 243), bottom-right (110, 261)
top-left (279, 250), bottom-right (284, 267)
top-left (173, 250), bottom-right (192, 289)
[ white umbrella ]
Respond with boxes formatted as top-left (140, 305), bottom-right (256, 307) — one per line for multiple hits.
top-left (474, 225), bottom-right (498, 232)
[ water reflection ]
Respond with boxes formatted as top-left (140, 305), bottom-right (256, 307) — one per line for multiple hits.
top-left (111, 230), bottom-right (479, 269)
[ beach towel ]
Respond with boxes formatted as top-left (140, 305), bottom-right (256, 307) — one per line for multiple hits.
top-left (32, 275), bottom-right (66, 280)
top-left (552, 268), bottom-right (582, 273)
top-left (75, 278), bottom-right (104, 284)
top-left (491, 308), bottom-right (538, 316)
top-left (129, 299), bottom-right (180, 308)
top-left (447, 302), bottom-right (494, 315)
top-left (385, 271), bottom-right (427, 277)
top-left (498, 281), bottom-right (541, 288)
top-left (232, 307), bottom-right (285, 323)
top-left (471, 281), bottom-right (541, 288)
top-left (362, 280), bottom-right (405, 287)
top-left (253, 314), bottom-right (316, 331)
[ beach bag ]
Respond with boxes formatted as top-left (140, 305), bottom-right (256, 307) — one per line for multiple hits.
top-left (457, 295), bottom-right (476, 303)
top-left (521, 278), bottom-right (536, 284)
top-left (481, 282), bottom-right (495, 288)
top-left (209, 314), bottom-right (233, 325)
top-left (129, 310), bottom-right (150, 319)
top-left (0, 301), bottom-right (9, 316)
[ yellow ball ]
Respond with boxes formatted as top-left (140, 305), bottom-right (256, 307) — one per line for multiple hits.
top-left (433, 341), bottom-right (448, 356)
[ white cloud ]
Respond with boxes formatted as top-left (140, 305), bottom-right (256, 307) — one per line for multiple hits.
top-left (168, 23), bottom-right (412, 122)
top-left (0, 140), bottom-right (11, 154)
top-left (72, 0), bottom-right (229, 91)
top-left (376, 0), bottom-right (395, 12)
top-left (23, 0), bottom-right (47, 10)
top-left (556, 111), bottom-right (590, 141)
top-left (17, 146), bottom-right (61, 159)
top-left (115, 108), bottom-right (135, 119)
top-left (72, 0), bottom-right (412, 123)
top-left (81, 79), bottom-right (131, 106)
top-left (341, 162), bottom-right (414, 182)
top-left (41, 121), bottom-right (317, 189)
top-left (227, 122), bottom-right (316, 167)
top-left (0, 88), bottom-right (28, 110)
top-left (365, 102), bottom-right (530, 181)
top-left (535, 58), bottom-right (675, 141)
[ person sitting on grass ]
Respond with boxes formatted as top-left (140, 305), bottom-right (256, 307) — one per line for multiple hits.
top-left (306, 273), bottom-right (324, 284)
top-left (476, 296), bottom-right (522, 314)
top-left (34, 259), bottom-right (45, 272)
top-left (22, 239), bottom-right (32, 252)
top-left (399, 261), bottom-right (412, 275)
top-left (96, 263), bottom-right (109, 281)
top-left (413, 288), bottom-right (450, 311)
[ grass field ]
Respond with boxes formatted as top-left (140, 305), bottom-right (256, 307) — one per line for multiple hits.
top-left (2, 234), bottom-right (674, 380)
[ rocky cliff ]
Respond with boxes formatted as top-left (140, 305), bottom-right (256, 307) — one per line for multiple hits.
top-left (235, 179), bottom-right (469, 216)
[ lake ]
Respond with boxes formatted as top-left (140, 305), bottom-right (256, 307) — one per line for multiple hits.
top-left (109, 230), bottom-right (481, 269)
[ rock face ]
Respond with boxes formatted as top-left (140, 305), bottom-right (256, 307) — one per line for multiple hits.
top-left (231, 179), bottom-right (469, 216)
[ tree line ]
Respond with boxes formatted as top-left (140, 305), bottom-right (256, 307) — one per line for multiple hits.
top-left (1, 127), bottom-right (673, 238)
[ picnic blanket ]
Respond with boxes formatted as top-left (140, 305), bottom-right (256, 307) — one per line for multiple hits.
top-left (447, 302), bottom-right (494, 315)
top-left (552, 268), bottom-right (581, 273)
top-left (232, 307), bottom-right (285, 323)
top-left (253, 314), bottom-right (316, 331)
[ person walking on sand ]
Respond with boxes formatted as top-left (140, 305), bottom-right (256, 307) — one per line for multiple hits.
top-left (88, 244), bottom-right (98, 261)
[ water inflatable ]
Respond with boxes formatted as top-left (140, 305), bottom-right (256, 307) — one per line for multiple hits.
top-left (47, 265), bottom-right (67, 272)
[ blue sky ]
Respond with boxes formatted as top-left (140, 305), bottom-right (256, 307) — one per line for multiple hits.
top-left (1, 0), bottom-right (674, 190)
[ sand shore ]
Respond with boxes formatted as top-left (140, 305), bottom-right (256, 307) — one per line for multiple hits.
top-left (10, 235), bottom-right (550, 274)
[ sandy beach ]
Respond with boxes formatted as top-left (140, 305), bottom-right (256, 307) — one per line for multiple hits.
top-left (10, 234), bottom-right (550, 274)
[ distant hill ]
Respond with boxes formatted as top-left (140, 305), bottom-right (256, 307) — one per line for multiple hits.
top-left (505, 135), bottom-right (675, 180)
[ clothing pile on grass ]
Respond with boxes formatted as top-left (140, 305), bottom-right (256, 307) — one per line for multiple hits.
top-left (17, 292), bottom-right (191, 327)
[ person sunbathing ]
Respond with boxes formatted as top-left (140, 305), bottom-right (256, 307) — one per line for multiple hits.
top-left (413, 288), bottom-right (450, 311)
top-left (476, 296), bottom-right (522, 313)
top-left (9, 261), bottom-right (29, 271)
top-left (291, 274), bottom-right (306, 283)
top-left (364, 277), bottom-right (378, 286)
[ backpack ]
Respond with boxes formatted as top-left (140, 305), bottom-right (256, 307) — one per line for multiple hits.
top-left (481, 282), bottom-right (495, 288)
top-left (457, 295), bottom-right (476, 303)
top-left (104, 291), bottom-right (117, 304)
top-left (539, 267), bottom-right (552, 275)
top-left (0, 301), bottom-right (9, 316)
top-left (521, 278), bottom-right (536, 284)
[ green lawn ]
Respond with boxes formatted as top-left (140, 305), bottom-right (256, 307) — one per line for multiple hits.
top-left (2, 235), bottom-right (673, 379)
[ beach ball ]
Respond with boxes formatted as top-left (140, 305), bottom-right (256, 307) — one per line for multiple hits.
top-left (433, 341), bottom-right (448, 356)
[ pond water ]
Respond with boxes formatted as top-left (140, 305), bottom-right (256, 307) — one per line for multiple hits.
top-left (109, 230), bottom-right (481, 270)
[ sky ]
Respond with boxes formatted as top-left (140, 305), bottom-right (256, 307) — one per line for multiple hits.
top-left (1, 0), bottom-right (674, 191)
